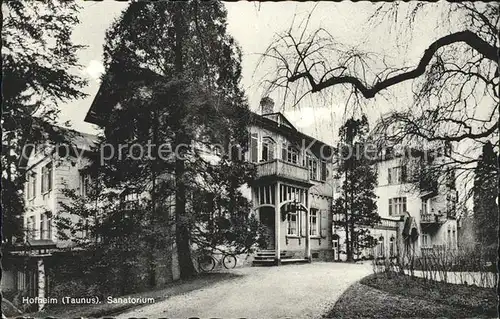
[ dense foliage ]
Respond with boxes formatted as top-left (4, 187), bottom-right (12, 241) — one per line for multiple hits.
top-left (332, 116), bottom-right (379, 261)
top-left (2, 1), bottom-right (86, 245)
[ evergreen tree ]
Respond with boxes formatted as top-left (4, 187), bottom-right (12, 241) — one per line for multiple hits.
top-left (332, 116), bottom-right (379, 262)
top-left (2, 1), bottom-right (86, 244)
top-left (100, 1), bottom-right (255, 279)
top-left (473, 141), bottom-right (499, 262)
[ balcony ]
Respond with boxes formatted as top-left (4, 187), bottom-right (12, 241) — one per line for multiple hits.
top-left (255, 159), bottom-right (310, 184)
top-left (420, 212), bottom-right (446, 224)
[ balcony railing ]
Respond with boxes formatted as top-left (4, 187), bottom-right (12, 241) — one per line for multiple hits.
top-left (255, 159), bottom-right (309, 183)
top-left (421, 213), bottom-right (446, 224)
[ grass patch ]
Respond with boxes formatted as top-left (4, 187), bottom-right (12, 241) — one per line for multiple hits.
top-left (325, 273), bottom-right (497, 318)
top-left (30, 272), bottom-right (240, 319)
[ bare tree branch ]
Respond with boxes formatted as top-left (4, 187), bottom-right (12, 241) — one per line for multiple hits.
top-left (288, 30), bottom-right (498, 98)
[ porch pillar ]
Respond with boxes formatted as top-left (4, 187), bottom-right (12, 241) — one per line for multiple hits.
top-left (37, 258), bottom-right (46, 311)
top-left (305, 191), bottom-right (311, 262)
top-left (275, 182), bottom-right (281, 265)
top-left (305, 208), bottom-right (311, 262)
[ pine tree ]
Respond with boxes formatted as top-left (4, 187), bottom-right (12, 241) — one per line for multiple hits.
top-left (2, 1), bottom-right (86, 245)
top-left (332, 116), bottom-right (379, 262)
top-left (473, 141), bottom-right (499, 263)
top-left (100, 1), bottom-right (255, 279)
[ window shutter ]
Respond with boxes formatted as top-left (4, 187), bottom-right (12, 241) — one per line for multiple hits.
top-left (41, 167), bottom-right (45, 193)
top-left (388, 168), bottom-right (392, 184)
top-left (250, 133), bottom-right (258, 163)
top-left (33, 174), bottom-right (37, 198)
top-left (320, 210), bottom-right (328, 238)
top-left (321, 161), bottom-right (327, 181)
top-left (282, 143), bottom-right (287, 161)
top-left (401, 165), bottom-right (407, 182)
top-left (48, 165), bottom-right (52, 191)
top-left (389, 199), bottom-right (393, 216)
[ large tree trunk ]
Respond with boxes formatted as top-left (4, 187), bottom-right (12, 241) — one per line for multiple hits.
top-left (344, 169), bottom-right (354, 262)
top-left (173, 2), bottom-right (197, 279)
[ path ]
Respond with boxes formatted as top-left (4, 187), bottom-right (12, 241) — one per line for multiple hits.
top-left (116, 262), bottom-right (372, 319)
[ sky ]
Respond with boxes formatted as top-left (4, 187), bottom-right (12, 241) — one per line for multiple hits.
top-left (62, 1), bottom-right (449, 145)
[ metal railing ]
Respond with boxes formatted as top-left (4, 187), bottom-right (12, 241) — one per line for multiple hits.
top-left (421, 213), bottom-right (446, 224)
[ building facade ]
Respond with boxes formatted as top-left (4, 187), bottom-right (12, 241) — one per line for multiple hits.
top-left (244, 104), bottom-right (336, 265)
top-left (1, 129), bottom-right (97, 310)
top-left (331, 147), bottom-right (459, 261)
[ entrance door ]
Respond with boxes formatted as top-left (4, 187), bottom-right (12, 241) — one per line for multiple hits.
top-left (259, 207), bottom-right (275, 249)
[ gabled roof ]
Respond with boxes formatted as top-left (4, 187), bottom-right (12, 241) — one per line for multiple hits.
top-left (19, 125), bottom-right (99, 170)
top-left (248, 111), bottom-right (335, 158)
top-left (85, 63), bottom-right (163, 126)
top-left (260, 112), bottom-right (297, 131)
top-left (85, 64), bottom-right (336, 157)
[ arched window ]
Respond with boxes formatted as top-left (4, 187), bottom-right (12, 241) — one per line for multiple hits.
top-left (261, 137), bottom-right (275, 162)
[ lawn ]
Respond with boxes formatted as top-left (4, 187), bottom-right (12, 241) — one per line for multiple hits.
top-left (325, 272), bottom-right (498, 318)
top-left (27, 272), bottom-right (240, 319)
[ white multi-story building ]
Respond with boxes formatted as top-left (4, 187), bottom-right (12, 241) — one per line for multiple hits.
top-left (332, 146), bottom-right (458, 260)
top-left (1, 128), bottom-right (97, 309)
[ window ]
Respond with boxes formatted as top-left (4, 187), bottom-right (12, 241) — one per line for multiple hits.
top-left (26, 171), bottom-right (37, 200)
top-left (282, 143), bottom-right (298, 164)
top-left (389, 197), bottom-right (407, 216)
top-left (307, 153), bottom-right (318, 180)
top-left (310, 208), bottom-right (319, 236)
top-left (452, 228), bottom-right (456, 247)
top-left (422, 233), bottom-right (430, 248)
top-left (377, 236), bottom-right (385, 257)
top-left (79, 172), bottom-right (92, 198)
top-left (41, 163), bottom-right (53, 194)
top-left (388, 165), bottom-right (407, 184)
top-left (320, 160), bottom-right (328, 181)
top-left (261, 137), bottom-right (275, 162)
top-left (287, 211), bottom-right (298, 236)
top-left (81, 218), bottom-right (90, 239)
top-left (17, 271), bottom-right (26, 290)
top-left (250, 132), bottom-right (258, 163)
top-left (421, 199), bottom-right (428, 215)
top-left (447, 228), bottom-right (451, 247)
top-left (123, 191), bottom-right (140, 210)
top-left (40, 212), bottom-right (52, 240)
top-left (389, 236), bottom-right (395, 256)
top-left (27, 216), bottom-right (36, 240)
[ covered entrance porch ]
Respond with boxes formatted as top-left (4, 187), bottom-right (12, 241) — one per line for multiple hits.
top-left (252, 182), bottom-right (312, 265)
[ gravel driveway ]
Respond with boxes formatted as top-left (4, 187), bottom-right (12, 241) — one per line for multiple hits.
top-left (116, 262), bottom-right (372, 319)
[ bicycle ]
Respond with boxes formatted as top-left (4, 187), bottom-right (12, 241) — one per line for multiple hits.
top-left (197, 252), bottom-right (238, 272)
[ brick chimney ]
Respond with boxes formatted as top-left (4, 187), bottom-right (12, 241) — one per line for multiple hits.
top-left (260, 97), bottom-right (274, 115)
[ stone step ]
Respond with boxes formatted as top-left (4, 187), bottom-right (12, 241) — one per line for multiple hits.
top-left (253, 255), bottom-right (292, 261)
top-left (252, 258), bottom-right (309, 267)
top-left (256, 251), bottom-right (287, 256)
